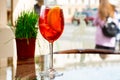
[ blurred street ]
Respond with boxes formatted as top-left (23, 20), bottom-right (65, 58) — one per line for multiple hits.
top-left (54, 23), bottom-right (96, 51)
top-left (52, 22), bottom-right (120, 67)
top-left (53, 23), bottom-right (120, 80)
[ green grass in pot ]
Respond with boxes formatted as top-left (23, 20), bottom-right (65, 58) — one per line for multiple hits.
top-left (15, 10), bottom-right (39, 39)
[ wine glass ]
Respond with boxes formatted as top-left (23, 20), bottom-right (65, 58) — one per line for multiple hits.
top-left (38, 5), bottom-right (64, 79)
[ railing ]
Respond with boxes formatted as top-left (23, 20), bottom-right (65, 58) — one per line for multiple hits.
top-left (53, 49), bottom-right (120, 68)
top-left (54, 49), bottom-right (120, 54)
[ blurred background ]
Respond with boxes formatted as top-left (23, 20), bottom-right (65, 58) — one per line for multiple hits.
top-left (1, 0), bottom-right (120, 80)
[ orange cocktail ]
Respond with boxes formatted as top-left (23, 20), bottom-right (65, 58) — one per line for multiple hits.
top-left (38, 6), bottom-right (64, 79)
top-left (39, 6), bottom-right (64, 43)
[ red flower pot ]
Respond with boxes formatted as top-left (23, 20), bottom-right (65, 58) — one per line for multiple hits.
top-left (16, 38), bottom-right (36, 60)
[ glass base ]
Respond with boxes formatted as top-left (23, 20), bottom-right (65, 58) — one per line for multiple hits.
top-left (40, 68), bottom-right (63, 79)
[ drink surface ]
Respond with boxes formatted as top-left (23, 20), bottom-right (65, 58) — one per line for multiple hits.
top-left (39, 6), bottom-right (64, 43)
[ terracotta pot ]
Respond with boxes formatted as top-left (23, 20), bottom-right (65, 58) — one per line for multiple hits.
top-left (16, 38), bottom-right (36, 60)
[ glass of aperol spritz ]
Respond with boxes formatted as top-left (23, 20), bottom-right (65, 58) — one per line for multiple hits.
top-left (38, 5), bottom-right (64, 79)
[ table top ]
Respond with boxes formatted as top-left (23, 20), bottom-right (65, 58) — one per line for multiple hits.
top-left (1, 54), bottom-right (120, 80)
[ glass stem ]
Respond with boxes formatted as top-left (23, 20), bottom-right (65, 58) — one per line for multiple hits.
top-left (49, 42), bottom-right (53, 69)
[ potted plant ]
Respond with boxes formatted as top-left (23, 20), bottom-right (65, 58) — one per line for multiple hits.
top-left (15, 10), bottom-right (39, 60)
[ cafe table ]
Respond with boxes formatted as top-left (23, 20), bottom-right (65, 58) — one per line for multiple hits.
top-left (1, 49), bottom-right (120, 80)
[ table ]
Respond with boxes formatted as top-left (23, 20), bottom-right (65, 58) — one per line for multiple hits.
top-left (1, 51), bottom-right (120, 80)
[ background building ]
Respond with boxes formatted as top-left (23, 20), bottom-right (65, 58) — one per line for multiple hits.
top-left (5, 0), bottom-right (99, 25)
top-left (46, 0), bottom-right (99, 23)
